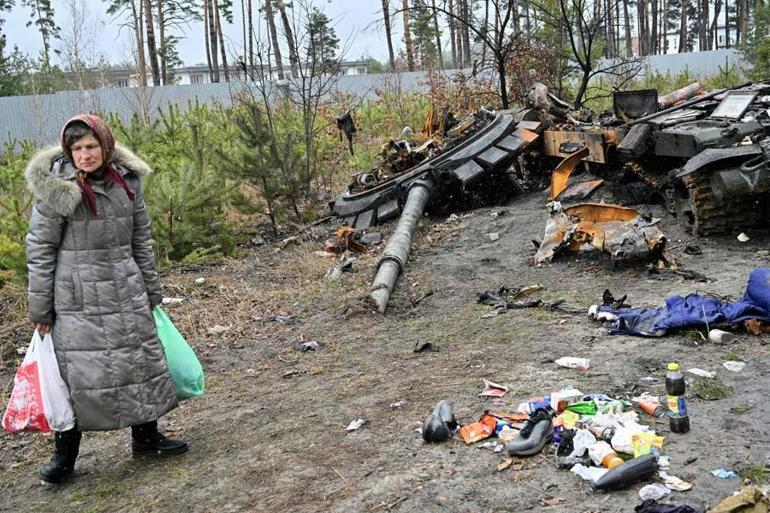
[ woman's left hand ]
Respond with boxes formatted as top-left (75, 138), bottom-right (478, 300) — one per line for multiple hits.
top-left (33, 322), bottom-right (52, 334)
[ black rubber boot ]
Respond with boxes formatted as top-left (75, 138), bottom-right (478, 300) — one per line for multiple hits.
top-left (131, 421), bottom-right (188, 457)
top-left (39, 427), bottom-right (81, 484)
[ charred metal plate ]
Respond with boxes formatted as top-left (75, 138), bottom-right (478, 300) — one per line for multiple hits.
top-left (377, 200), bottom-right (400, 222)
top-left (452, 160), bottom-right (486, 184)
top-left (542, 130), bottom-right (608, 163)
top-left (676, 145), bottom-right (763, 177)
top-left (518, 120), bottom-right (542, 132)
top-left (496, 134), bottom-right (525, 152)
top-left (354, 210), bottom-right (374, 230)
top-left (617, 123), bottom-right (652, 159)
top-left (476, 147), bottom-right (510, 168)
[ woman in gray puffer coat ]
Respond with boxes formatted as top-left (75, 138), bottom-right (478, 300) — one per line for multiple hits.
top-left (25, 114), bottom-right (188, 484)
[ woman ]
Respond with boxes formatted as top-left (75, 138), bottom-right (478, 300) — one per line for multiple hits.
top-left (25, 114), bottom-right (187, 484)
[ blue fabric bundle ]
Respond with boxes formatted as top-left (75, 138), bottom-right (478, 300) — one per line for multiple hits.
top-left (596, 268), bottom-right (770, 337)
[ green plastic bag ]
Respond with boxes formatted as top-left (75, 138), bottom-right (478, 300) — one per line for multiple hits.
top-left (153, 306), bottom-right (205, 400)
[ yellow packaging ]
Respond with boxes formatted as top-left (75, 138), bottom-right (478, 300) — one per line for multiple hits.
top-left (632, 432), bottom-right (665, 457)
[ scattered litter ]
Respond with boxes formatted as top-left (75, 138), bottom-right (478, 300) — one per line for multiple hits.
top-left (413, 341), bottom-right (439, 353)
top-left (658, 455), bottom-right (671, 469)
top-left (659, 471), bottom-right (693, 491)
top-left (555, 357), bottom-right (591, 370)
top-left (497, 458), bottom-right (514, 471)
top-left (571, 463), bottom-right (608, 482)
top-left (737, 232), bottom-right (751, 242)
top-left (635, 500), bottom-right (699, 513)
top-left (479, 440), bottom-right (505, 453)
top-left (710, 467), bottom-right (738, 479)
top-left (479, 378), bottom-right (509, 397)
top-left (314, 250), bottom-right (337, 257)
top-left (723, 361), bottom-right (746, 372)
top-left (446, 213), bottom-right (459, 223)
top-left (207, 324), bottom-right (229, 335)
top-left (345, 418), bottom-right (367, 431)
top-left (271, 315), bottom-right (295, 322)
top-left (194, 277), bottom-right (206, 285)
top-left (709, 329), bottom-right (737, 344)
top-left (488, 232), bottom-right (499, 242)
top-left (324, 226), bottom-right (367, 254)
top-left (687, 368), bottom-right (716, 378)
top-left (282, 368), bottom-right (307, 378)
top-left (292, 341), bottom-right (320, 352)
top-left (708, 486), bottom-right (770, 513)
top-left (459, 413), bottom-right (497, 444)
top-left (161, 297), bottom-right (184, 305)
top-left (639, 483), bottom-right (671, 501)
top-left (389, 401), bottom-right (405, 409)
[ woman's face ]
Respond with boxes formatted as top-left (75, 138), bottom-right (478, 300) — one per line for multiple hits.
top-left (70, 132), bottom-right (103, 173)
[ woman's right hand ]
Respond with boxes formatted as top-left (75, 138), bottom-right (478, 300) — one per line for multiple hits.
top-left (33, 322), bottom-right (52, 334)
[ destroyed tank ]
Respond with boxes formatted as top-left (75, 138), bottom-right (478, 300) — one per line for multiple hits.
top-left (328, 108), bottom-right (543, 230)
top-left (526, 81), bottom-right (770, 236)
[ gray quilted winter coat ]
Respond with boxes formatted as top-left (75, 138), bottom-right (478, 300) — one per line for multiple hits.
top-left (25, 145), bottom-right (177, 431)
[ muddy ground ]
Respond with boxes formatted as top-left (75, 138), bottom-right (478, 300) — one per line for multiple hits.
top-left (1, 187), bottom-right (769, 513)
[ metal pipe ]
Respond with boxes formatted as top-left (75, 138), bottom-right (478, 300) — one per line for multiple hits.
top-left (370, 180), bottom-right (433, 313)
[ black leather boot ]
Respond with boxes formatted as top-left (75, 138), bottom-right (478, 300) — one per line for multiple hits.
top-left (131, 420), bottom-right (188, 457)
top-left (40, 427), bottom-right (81, 484)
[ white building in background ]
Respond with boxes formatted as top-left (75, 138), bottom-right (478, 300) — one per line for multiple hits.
top-left (69, 60), bottom-right (371, 89)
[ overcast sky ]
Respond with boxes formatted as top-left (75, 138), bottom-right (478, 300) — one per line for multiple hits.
top-left (2, 0), bottom-right (400, 67)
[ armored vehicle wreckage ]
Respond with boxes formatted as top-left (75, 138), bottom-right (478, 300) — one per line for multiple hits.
top-left (330, 81), bottom-right (770, 236)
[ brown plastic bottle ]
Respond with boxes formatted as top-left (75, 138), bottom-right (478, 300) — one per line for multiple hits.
top-left (665, 362), bottom-right (690, 433)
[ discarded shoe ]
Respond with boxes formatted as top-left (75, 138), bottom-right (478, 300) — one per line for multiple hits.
top-left (422, 400), bottom-right (458, 443)
top-left (592, 453), bottom-right (658, 491)
top-left (506, 408), bottom-right (553, 456)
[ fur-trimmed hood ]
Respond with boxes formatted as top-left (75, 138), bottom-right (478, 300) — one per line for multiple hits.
top-left (25, 144), bottom-right (153, 217)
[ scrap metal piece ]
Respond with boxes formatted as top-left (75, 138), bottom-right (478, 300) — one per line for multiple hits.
top-left (556, 179), bottom-right (605, 203)
top-left (550, 147), bottom-right (590, 200)
top-left (531, 202), bottom-right (666, 265)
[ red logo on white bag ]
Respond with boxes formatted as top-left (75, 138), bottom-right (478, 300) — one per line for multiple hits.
top-left (2, 360), bottom-right (52, 433)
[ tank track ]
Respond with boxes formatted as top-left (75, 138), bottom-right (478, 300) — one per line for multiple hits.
top-left (679, 173), bottom-right (758, 236)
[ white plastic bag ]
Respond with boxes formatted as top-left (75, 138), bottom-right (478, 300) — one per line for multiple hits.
top-left (2, 331), bottom-right (76, 433)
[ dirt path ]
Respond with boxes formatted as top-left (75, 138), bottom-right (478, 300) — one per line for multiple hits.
top-left (1, 189), bottom-right (769, 513)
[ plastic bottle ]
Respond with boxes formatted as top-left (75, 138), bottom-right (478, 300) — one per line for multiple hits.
top-left (589, 440), bottom-right (624, 469)
top-left (665, 362), bottom-right (690, 433)
top-left (638, 396), bottom-right (668, 418)
top-left (589, 426), bottom-right (615, 443)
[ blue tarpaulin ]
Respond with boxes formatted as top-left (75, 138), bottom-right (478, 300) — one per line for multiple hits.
top-left (593, 268), bottom-right (770, 337)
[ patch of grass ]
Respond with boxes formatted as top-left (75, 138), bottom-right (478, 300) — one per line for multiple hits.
top-left (723, 351), bottom-right (744, 362)
top-left (691, 377), bottom-right (733, 400)
top-left (739, 464), bottom-right (769, 484)
top-left (731, 405), bottom-right (752, 415)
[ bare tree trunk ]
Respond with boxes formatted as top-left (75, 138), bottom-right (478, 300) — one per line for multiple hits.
top-left (651, 0), bottom-right (658, 53)
top-left (678, 0), bottom-right (688, 52)
top-left (208, 0), bottom-right (220, 82)
top-left (431, 0), bottom-right (444, 69)
top-left (513, 0), bottom-right (520, 32)
top-left (275, 0), bottom-right (299, 78)
top-left (157, 0), bottom-right (167, 84)
top-left (214, 0), bottom-right (230, 81)
top-left (448, 0), bottom-right (457, 67)
top-left (659, 0), bottom-right (667, 53)
top-left (247, 0), bottom-right (254, 71)
top-left (142, 0), bottom-right (160, 85)
top-left (699, 0), bottom-right (708, 50)
top-left (481, 0), bottom-right (488, 63)
top-left (402, 0), bottom-right (415, 71)
top-left (204, 0), bottom-right (213, 80)
top-left (263, 0), bottom-right (284, 79)
top-left (454, 0), bottom-right (464, 68)
top-left (381, 0), bottom-right (396, 70)
top-left (623, 0), bottom-right (632, 56)
top-left (636, 0), bottom-right (643, 55)
top-left (240, 0), bottom-right (247, 68)
top-left (130, 0), bottom-right (148, 86)
top-left (709, 0), bottom-right (722, 48)
top-left (604, 0), bottom-right (614, 58)
top-left (460, 0), bottom-right (471, 64)
top-left (725, 0), bottom-right (730, 48)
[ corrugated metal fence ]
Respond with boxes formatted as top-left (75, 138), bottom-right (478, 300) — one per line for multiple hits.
top-left (0, 49), bottom-right (746, 148)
